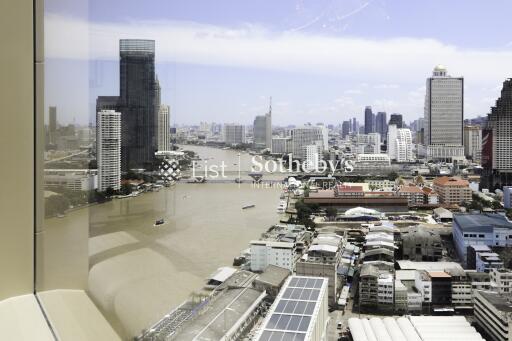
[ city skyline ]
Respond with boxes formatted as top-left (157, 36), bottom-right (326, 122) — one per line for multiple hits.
top-left (45, 0), bottom-right (512, 126)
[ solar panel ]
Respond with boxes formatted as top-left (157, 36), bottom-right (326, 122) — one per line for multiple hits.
top-left (289, 277), bottom-right (299, 287)
top-left (305, 278), bottom-right (316, 288)
top-left (269, 331), bottom-right (284, 341)
top-left (298, 316), bottom-right (311, 332)
top-left (267, 314), bottom-right (280, 329)
top-left (287, 315), bottom-right (302, 331)
top-left (276, 315), bottom-right (291, 330)
top-left (275, 300), bottom-right (287, 313)
top-left (293, 301), bottom-right (307, 315)
top-left (282, 288), bottom-right (294, 299)
top-left (309, 290), bottom-right (320, 301)
top-left (300, 289), bottom-right (312, 300)
top-left (313, 279), bottom-right (323, 289)
top-left (297, 277), bottom-right (308, 287)
top-left (304, 302), bottom-right (315, 315)
top-left (290, 288), bottom-right (302, 300)
top-left (284, 300), bottom-right (297, 314)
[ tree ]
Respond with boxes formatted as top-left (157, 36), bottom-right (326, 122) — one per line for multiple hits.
top-left (415, 175), bottom-right (425, 186)
top-left (45, 194), bottom-right (70, 217)
top-left (387, 171), bottom-right (399, 181)
top-left (120, 183), bottom-right (133, 196)
top-left (325, 207), bottom-right (337, 220)
top-left (105, 187), bottom-right (115, 197)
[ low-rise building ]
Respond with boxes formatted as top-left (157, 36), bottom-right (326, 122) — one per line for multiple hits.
top-left (254, 276), bottom-right (329, 341)
top-left (397, 185), bottom-right (425, 206)
top-left (453, 213), bottom-right (512, 266)
top-left (253, 265), bottom-right (291, 299)
top-left (490, 268), bottom-right (512, 295)
top-left (433, 176), bottom-right (472, 205)
top-left (400, 225), bottom-right (442, 261)
top-left (474, 290), bottom-right (512, 341)
top-left (250, 241), bottom-right (295, 272)
top-left (44, 169), bottom-right (98, 191)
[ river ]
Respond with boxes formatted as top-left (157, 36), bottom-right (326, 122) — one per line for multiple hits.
top-left (41, 146), bottom-right (284, 339)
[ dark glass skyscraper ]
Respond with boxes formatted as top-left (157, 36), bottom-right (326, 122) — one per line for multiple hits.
top-left (389, 113), bottom-right (403, 128)
top-left (97, 39), bottom-right (160, 171)
top-left (375, 111), bottom-right (387, 138)
top-left (364, 106), bottom-right (374, 134)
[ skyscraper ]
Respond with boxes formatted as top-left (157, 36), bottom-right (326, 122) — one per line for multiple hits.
top-left (49, 106), bottom-right (57, 145)
top-left (223, 124), bottom-right (246, 145)
top-left (97, 110), bottom-right (121, 192)
top-left (388, 113), bottom-right (403, 128)
top-left (158, 105), bottom-right (171, 151)
top-left (375, 112), bottom-right (387, 138)
top-left (388, 124), bottom-right (414, 162)
top-left (253, 99), bottom-right (272, 149)
top-left (424, 65), bottom-right (464, 161)
top-left (482, 79), bottom-right (512, 189)
top-left (341, 120), bottom-right (351, 139)
top-left (352, 117), bottom-right (359, 134)
top-left (97, 39), bottom-right (160, 171)
top-left (364, 106), bottom-right (374, 134)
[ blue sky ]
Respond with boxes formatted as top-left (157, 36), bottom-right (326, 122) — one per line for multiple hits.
top-left (45, 0), bottom-right (512, 126)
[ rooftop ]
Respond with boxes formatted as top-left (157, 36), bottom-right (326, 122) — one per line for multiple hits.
top-left (433, 176), bottom-right (469, 187)
top-left (255, 265), bottom-right (291, 287)
top-left (454, 213), bottom-right (512, 231)
top-left (478, 291), bottom-right (512, 313)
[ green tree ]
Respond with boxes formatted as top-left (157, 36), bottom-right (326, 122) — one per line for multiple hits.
top-left (325, 207), bottom-right (338, 220)
top-left (45, 195), bottom-right (70, 217)
top-left (120, 183), bottom-right (133, 196)
top-left (105, 187), bottom-right (115, 197)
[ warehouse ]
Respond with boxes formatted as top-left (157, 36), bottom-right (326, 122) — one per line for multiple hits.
top-left (348, 316), bottom-right (485, 341)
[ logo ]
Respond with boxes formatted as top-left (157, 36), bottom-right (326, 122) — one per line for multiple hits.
top-left (159, 158), bottom-right (181, 181)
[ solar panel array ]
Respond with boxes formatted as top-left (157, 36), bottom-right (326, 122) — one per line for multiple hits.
top-left (258, 277), bottom-right (325, 341)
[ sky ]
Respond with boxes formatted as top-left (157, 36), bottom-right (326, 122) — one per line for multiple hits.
top-left (45, 0), bottom-right (512, 126)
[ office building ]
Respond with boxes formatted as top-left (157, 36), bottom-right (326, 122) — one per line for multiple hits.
top-left (482, 79), bottom-right (512, 189)
top-left (97, 110), bottom-right (121, 192)
top-left (490, 268), bottom-right (512, 295)
top-left (254, 276), bottom-right (329, 341)
top-left (341, 120), bottom-right (351, 138)
top-left (388, 113), bottom-right (403, 128)
top-left (452, 213), bottom-right (512, 265)
top-left (304, 145), bottom-right (320, 171)
top-left (157, 105), bottom-right (170, 151)
top-left (364, 106), bottom-right (374, 134)
top-left (424, 65), bottom-right (465, 161)
top-left (253, 103), bottom-right (272, 149)
top-left (97, 39), bottom-right (160, 171)
top-left (375, 111), bottom-right (387, 138)
top-left (271, 137), bottom-right (292, 155)
top-left (464, 125), bottom-right (482, 163)
top-left (223, 124), bottom-right (246, 145)
top-left (352, 117), bottom-right (359, 133)
top-left (290, 126), bottom-right (324, 160)
top-left (474, 290), bottom-right (512, 341)
top-left (433, 176), bottom-right (471, 205)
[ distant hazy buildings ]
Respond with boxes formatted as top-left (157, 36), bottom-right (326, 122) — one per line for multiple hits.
top-left (271, 137), bottom-right (292, 155)
top-left (157, 105), bottom-right (170, 151)
top-left (49, 106), bottom-right (57, 145)
top-left (482, 79), bottom-right (512, 189)
top-left (388, 125), bottom-right (414, 162)
top-left (290, 126), bottom-right (324, 160)
top-left (223, 123), bottom-right (246, 145)
top-left (364, 106), bottom-right (374, 134)
top-left (97, 110), bottom-right (121, 192)
top-left (305, 145), bottom-right (320, 171)
top-left (253, 103), bottom-right (272, 149)
top-left (463, 125), bottom-right (482, 163)
top-left (424, 65), bottom-right (464, 161)
top-left (97, 39), bottom-right (160, 171)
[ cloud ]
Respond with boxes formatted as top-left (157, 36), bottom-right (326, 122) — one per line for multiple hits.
top-left (373, 83), bottom-right (399, 89)
top-left (46, 13), bottom-right (512, 88)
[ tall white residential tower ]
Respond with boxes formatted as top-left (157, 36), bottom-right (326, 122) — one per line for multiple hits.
top-left (97, 110), bottom-right (121, 191)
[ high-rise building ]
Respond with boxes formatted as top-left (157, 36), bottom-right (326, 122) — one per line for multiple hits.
top-left (253, 100), bottom-right (272, 149)
top-left (388, 113), bottom-right (403, 128)
top-left (223, 124), bottom-right (246, 145)
top-left (158, 105), bottom-right (171, 151)
top-left (482, 79), bottom-right (512, 189)
top-left (388, 125), bottom-right (414, 162)
top-left (364, 106), bottom-right (374, 134)
top-left (352, 117), bottom-right (359, 133)
top-left (463, 125), bottom-right (482, 163)
top-left (97, 110), bottom-right (121, 192)
top-left (424, 65), bottom-right (464, 161)
top-left (49, 106), bottom-right (57, 145)
top-left (97, 39), bottom-right (160, 171)
top-left (341, 120), bottom-right (351, 138)
top-left (317, 123), bottom-right (329, 151)
top-left (290, 126), bottom-right (324, 160)
top-left (375, 111), bottom-right (387, 138)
